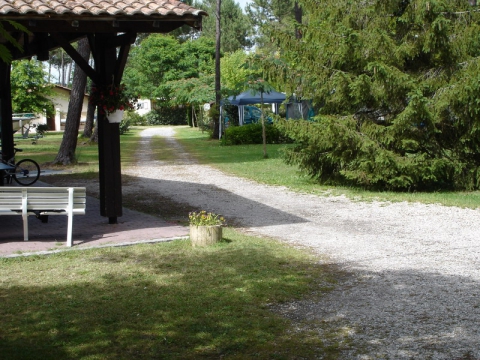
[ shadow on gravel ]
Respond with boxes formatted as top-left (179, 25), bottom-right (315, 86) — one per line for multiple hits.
top-left (274, 267), bottom-right (480, 359)
top-left (120, 174), bottom-right (308, 227)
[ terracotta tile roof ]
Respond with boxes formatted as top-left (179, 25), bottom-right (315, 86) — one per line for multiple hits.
top-left (0, 0), bottom-right (206, 17)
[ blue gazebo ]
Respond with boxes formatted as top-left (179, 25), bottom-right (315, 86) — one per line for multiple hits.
top-left (220, 90), bottom-right (286, 132)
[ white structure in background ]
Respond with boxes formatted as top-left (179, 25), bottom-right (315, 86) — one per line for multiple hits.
top-left (12, 113), bottom-right (36, 131)
top-left (50, 85), bottom-right (89, 131)
top-left (12, 85), bottom-right (89, 134)
top-left (136, 99), bottom-right (151, 116)
top-left (21, 87), bottom-right (152, 133)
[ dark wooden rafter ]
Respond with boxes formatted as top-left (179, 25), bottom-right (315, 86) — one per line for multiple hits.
top-left (49, 33), bottom-right (101, 85)
top-left (87, 34), bottom-right (99, 74)
top-left (114, 34), bottom-right (136, 85)
top-left (49, 32), bottom-right (136, 86)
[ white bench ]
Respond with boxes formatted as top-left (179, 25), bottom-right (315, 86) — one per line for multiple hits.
top-left (0, 187), bottom-right (86, 247)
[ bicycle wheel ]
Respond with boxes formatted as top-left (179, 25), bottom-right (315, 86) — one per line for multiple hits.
top-left (13, 159), bottom-right (40, 186)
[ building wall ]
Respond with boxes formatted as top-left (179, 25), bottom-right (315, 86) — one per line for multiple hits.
top-left (136, 99), bottom-right (151, 116)
top-left (49, 85), bottom-right (89, 131)
top-left (22, 85), bottom-right (89, 132)
top-left (24, 88), bottom-right (151, 133)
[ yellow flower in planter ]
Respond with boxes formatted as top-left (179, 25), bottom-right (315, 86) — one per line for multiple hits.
top-left (189, 210), bottom-right (226, 226)
top-left (189, 211), bottom-right (225, 246)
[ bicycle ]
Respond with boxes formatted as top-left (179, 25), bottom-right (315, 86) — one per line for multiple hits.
top-left (1, 147), bottom-right (40, 186)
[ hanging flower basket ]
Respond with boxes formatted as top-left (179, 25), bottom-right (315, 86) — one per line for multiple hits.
top-left (107, 109), bottom-right (124, 123)
top-left (89, 83), bottom-right (138, 120)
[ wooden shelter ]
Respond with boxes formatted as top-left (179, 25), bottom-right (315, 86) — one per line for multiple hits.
top-left (0, 0), bottom-right (206, 224)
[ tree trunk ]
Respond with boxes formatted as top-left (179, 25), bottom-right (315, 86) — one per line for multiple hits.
top-left (90, 119), bottom-right (99, 143)
top-left (83, 84), bottom-right (96, 138)
top-left (53, 38), bottom-right (90, 165)
top-left (61, 50), bottom-right (65, 86)
top-left (260, 92), bottom-right (267, 158)
top-left (188, 104), bottom-right (197, 127)
top-left (294, 2), bottom-right (302, 39)
top-left (212, 0), bottom-right (222, 139)
top-left (48, 60), bottom-right (52, 83)
top-left (66, 61), bottom-right (73, 87)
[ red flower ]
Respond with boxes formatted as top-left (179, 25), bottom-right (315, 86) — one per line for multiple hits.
top-left (89, 83), bottom-right (138, 116)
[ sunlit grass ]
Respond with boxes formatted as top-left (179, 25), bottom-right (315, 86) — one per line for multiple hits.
top-left (11, 128), bottom-right (143, 173)
top-left (174, 126), bottom-right (480, 209)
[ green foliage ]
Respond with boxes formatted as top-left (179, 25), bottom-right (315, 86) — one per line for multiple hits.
top-left (165, 74), bottom-right (215, 106)
top-left (124, 35), bottom-right (180, 99)
top-left (144, 107), bottom-right (187, 126)
top-left (119, 117), bottom-right (131, 135)
top-left (10, 59), bottom-right (54, 116)
top-left (221, 50), bottom-right (250, 92)
top-left (246, 0), bottom-right (297, 49)
top-left (262, 0), bottom-right (480, 191)
top-left (222, 123), bottom-right (289, 145)
top-left (196, 0), bottom-right (253, 52)
top-left (0, 21), bottom-right (30, 63)
top-left (124, 111), bottom-right (147, 126)
top-left (124, 35), bottom-right (216, 106)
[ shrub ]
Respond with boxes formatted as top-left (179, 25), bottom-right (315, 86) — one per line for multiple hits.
top-left (35, 123), bottom-right (49, 136)
top-left (125, 111), bottom-right (147, 126)
top-left (222, 123), bottom-right (291, 145)
top-left (275, 117), bottom-right (458, 191)
top-left (119, 118), bottom-right (131, 135)
top-left (145, 107), bottom-right (187, 125)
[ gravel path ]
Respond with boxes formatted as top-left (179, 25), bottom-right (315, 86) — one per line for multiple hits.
top-left (125, 127), bottom-right (480, 359)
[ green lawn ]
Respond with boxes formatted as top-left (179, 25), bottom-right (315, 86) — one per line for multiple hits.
top-left (173, 126), bottom-right (480, 209)
top-left (0, 231), bottom-right (347, 360)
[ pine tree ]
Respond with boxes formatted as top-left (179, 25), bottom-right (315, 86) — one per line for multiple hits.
top-left (267, 0), bottom-right (480, 190)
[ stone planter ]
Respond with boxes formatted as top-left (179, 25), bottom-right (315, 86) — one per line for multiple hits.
top-left (107, 109), bottom-right (124, 123)
top-left (189, 225), bottom-right (222, 246)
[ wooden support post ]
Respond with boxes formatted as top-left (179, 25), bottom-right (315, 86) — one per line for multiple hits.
top-left (95, 34), bottom-right (123, 223)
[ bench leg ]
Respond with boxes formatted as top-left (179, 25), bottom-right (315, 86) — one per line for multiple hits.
top-left (67, 214), bottom-right (73, 247)
top-left (22, 213), bottom-right (28, 241)
top-left (22, 190), bottom-right (28, 241)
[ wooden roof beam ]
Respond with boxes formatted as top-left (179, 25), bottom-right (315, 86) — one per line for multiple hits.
top-left (49, 33), bottom-right (100, 85)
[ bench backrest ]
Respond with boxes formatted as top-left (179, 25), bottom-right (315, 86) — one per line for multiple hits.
top-left (0, 187), bottom-right (86, 213)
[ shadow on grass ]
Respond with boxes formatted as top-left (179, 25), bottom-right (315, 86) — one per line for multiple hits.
top-left (0, 238), bottom-right (341, 360)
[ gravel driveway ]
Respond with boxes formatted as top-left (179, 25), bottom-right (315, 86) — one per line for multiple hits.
top-left (125, 127), bottom-right (480, 359)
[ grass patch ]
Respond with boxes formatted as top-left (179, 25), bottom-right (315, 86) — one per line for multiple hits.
top-left (174, 126), bottom-right (480, 209)
top-left (0, 231), bottom-right (345, 359)
top-left (149, 136), bottom-right (180, 163)
top-left (12, 128), bottom-right (143, 174)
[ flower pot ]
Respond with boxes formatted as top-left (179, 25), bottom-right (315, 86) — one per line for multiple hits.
top-left (190, 225), bottom-right (222, 246)
top-left (107, 109), bottom-right (124, 123)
